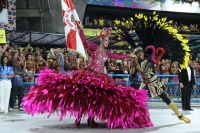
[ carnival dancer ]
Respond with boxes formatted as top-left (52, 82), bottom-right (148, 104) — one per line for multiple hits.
top-left (21, 27), bottom-right (153, 129)
top-left (117, 12), bottom-right (191, 123)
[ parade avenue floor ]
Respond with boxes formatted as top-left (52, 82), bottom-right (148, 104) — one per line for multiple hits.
top-left (0, 103), bottom-right (200, 133)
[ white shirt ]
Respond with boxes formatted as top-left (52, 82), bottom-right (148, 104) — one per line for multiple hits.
top-left (186, 67), bottom-right (191, 82)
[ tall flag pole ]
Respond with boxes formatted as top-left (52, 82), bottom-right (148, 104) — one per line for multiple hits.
top-left (61, 0), bottom-right (87, 58)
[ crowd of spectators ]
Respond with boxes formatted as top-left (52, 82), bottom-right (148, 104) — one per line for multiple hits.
top-left (1, 43), bottom-right (200, 83)
top-left (84, 16), bottom-right (200, 32)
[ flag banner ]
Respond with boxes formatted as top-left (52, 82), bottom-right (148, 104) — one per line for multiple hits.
top-left (0, 29), bottom-right (6, 44)
top-left (61, 0), bottom-right (87, 58)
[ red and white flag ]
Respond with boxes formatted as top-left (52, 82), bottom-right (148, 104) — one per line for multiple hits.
top-left (61, 0), bottom-right (86, 58)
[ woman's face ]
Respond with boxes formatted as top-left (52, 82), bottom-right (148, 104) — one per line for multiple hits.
top-left (3, 57), bottom-right (8, 64)
top-left (80, 57), bottom-right (84, 62)
top-left (64, 53), bottom-right (68, 60)
top-left (124, 66), bottom-right (129, 70)
top-left (35, 50), bottom-right (40, 56)
top-left (14, 61), bottom-right (20, 68)
top-left (4, 51), bottom-right (9, 56)
top-left (101, 37), bottom-right (109, 48)
top-left (38, 55), bottom-right (43, 61)
top-left (28, 55), bottom-right (32, 60)
top-left (20, 53), bottom-right (24, 57)
top-left (56, 66), bottom-right (61, 72)
top-left (13, 53), bottom-right (18, 59)
top-left (136, 51), bottom-right (144, 61)
top-left (161, 65), bottom-right (166, 71)
top-left (8, 49), bottom-right (13, 53)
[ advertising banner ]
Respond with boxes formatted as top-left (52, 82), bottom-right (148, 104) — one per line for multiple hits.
top-left (85, 0), bottom-right (200, 14)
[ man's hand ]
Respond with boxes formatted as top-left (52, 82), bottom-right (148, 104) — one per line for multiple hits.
top-left (180, 83), bottom-right (184, 88)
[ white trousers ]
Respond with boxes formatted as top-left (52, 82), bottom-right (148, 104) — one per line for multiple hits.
top-left (0, 80), bottom-right (12, 113)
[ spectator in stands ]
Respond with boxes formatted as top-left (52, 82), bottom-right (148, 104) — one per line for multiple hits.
top-left (77, 56), bottom-right (86, 69)
top-left (129, 53), bottom-right (139, 87)
top-left (122, 58), bottom-right (130, 69)
top-left (170, 62), bottom-right (179, 75)
top-left (85, 16), bottom-right (92, 26)
top-left (98, 17), bottom-right (105, 27)
top-left (7, 47), bottom-right (14, 62)
top-left (3, 50), bottom-right (9, 58)
top-left (18, 52), bottom-right (25, 67)
top-left (113, 63), bottom-right (124, 83)
top-left (47, 55), bottom-right (56, 69)
top-left (159, 63), bottom-right (169, 83)
top-left (0, 56), bottom-right (14, 113)
top-left (168, 62), bottom-right (180, 97)
top-left (67, 53), bottom-right (78, 70)
top-left (92, 18), bottom-right (98, 26)
top-left (0, 44), bottom-right (8, 60)
top-left (55, 62), bottom-right (62, 72)
top-left (123, 65), bottom-right (130, 82)
top-left (23, 54), bottom-right (35, 82)
top-left (35, 54), bottom-right (47, 73)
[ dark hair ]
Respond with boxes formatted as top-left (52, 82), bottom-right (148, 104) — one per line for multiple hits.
top-left (116, 63), bottom-right (123, 71)
top-left (101, 36), bottom-right (110, 44)
top-left (1, 56), bottom-right (12, 67)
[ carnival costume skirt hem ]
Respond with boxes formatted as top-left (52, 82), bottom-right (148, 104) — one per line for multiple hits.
top-left (22, 69), bottom-right (153, 128)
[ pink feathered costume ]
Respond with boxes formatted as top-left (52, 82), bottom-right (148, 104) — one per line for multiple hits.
top-left (22, 40), bottom-right (153, 129)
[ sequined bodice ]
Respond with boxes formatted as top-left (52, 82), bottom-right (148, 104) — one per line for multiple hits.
top-left (87, 48), bottom-right (108, 73)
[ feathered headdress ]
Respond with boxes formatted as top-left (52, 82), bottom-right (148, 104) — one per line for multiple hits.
top-left (97, 27), bottom-right (112, 41)
top-left (116, 12), bottom-right (190, 69)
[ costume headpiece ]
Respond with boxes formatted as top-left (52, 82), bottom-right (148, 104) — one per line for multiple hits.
top-left (117, 12), bottom-right (190, 69)
top-left (97, 27), bottom-right (112, 41)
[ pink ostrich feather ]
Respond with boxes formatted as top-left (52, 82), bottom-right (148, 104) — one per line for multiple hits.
top-left (22, 69), bottom-right (153, 129)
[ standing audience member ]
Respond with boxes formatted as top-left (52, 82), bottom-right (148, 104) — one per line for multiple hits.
top-left (0, 56), bottom-right (14, 113)
top-left (35, 55), bottom-right (47, 73)
top-left (113, 63), bottom-right (124, 83)
top-left (178, 60), bottom-right (196, 111)
top-left (77, 56), bottom-right (86, 69)
top-left (9, 60), bottom-right (24, 110)
top-left (23, 54), bottom-right (35, 82)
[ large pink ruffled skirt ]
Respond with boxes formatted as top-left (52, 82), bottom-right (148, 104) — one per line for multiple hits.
top-left (22, 69), bottom-right (153, 128)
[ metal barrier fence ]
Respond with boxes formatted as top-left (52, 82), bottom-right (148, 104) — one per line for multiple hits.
top-left (22, 74), bottom-right (200, 102)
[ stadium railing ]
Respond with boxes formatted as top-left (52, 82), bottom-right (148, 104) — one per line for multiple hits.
top-left (22, 74), bottom-right (200, 102)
